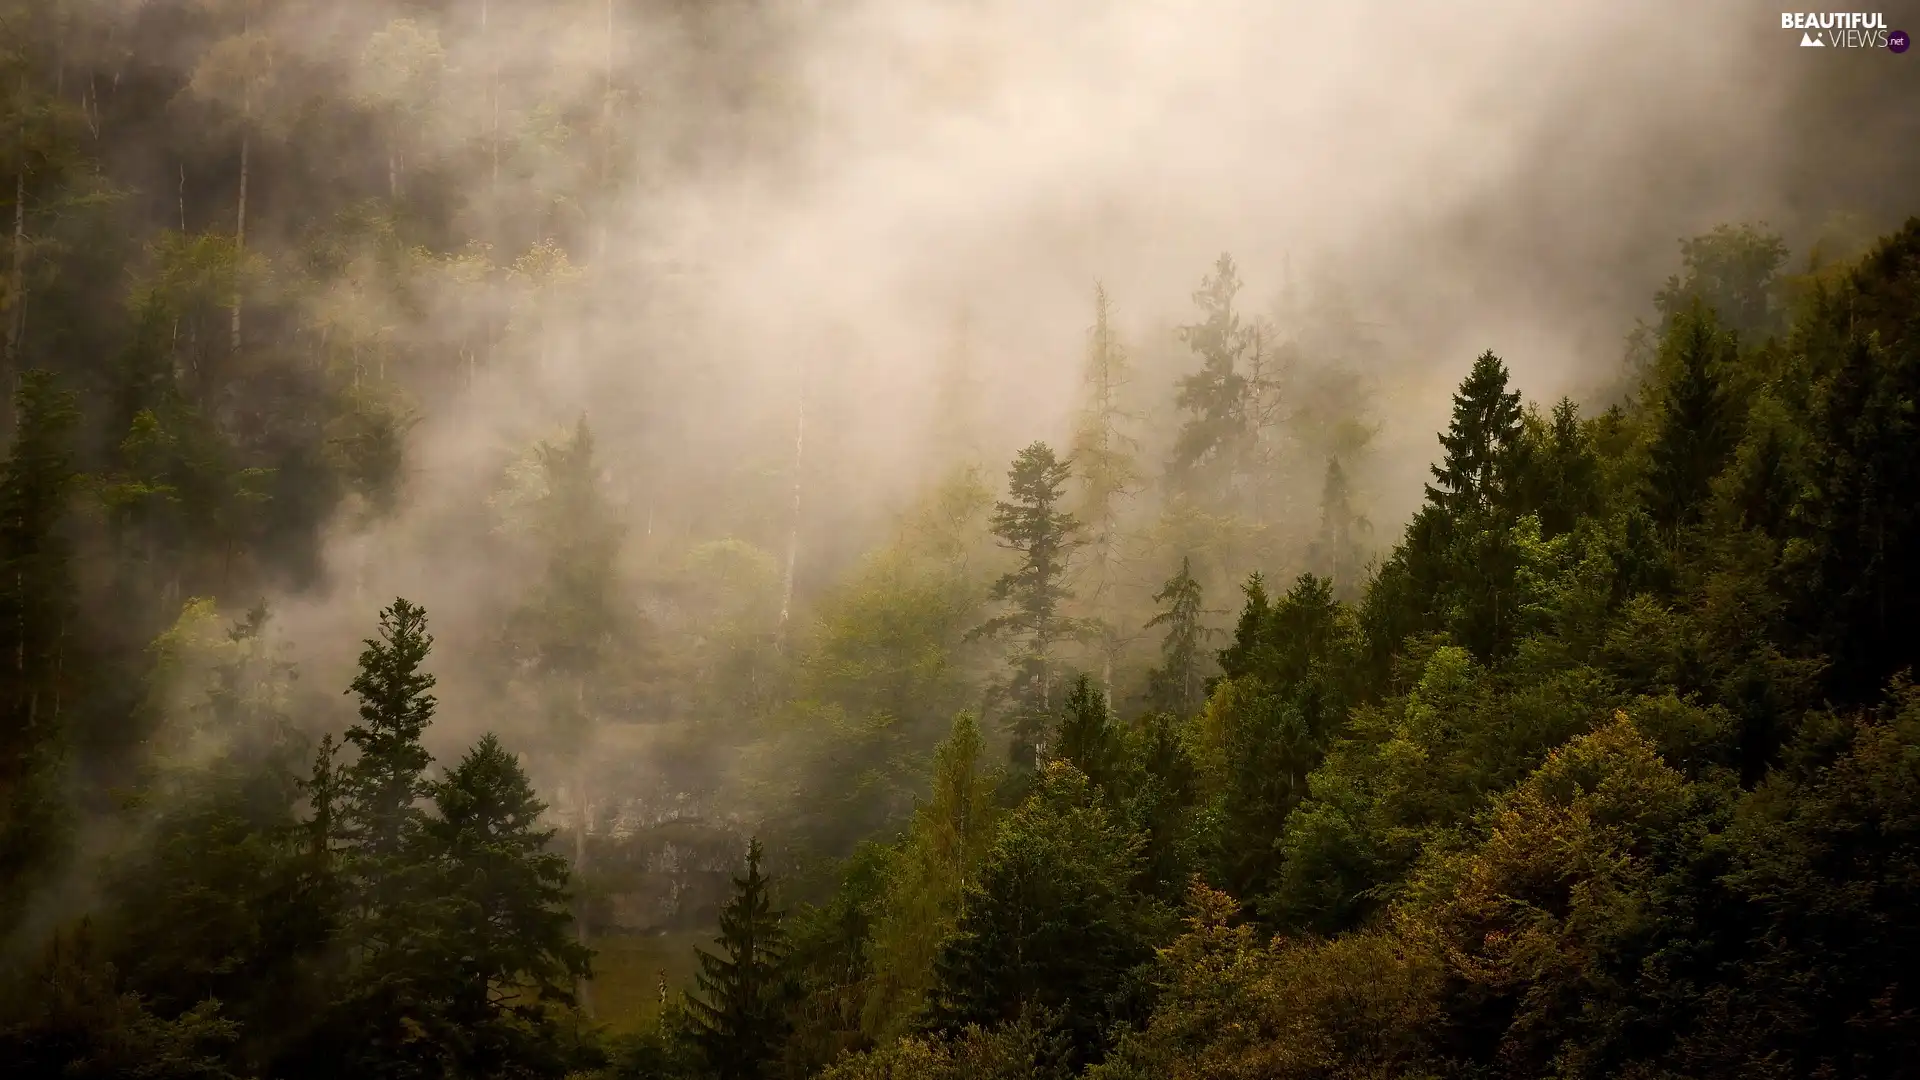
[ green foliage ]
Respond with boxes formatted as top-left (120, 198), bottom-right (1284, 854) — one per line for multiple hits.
top-left (0, 370), bottom-right (79, 932)
top-left (1170, 253), bottom-right (1256, 499)
top-left (1654, 222), bottom-right (1790, 339)
top-left (687, 839), bottom-right (797, 1080)
top-left (1425, 350), bottom-right (1525, 519)
top-left (860, 713), bottom-right (1000, 1040)
top-left (1143, 556), bottom-right (1210, 717)
top-left (340, 598), bottom-right (437, 862)
top-left (926, 762), bottom-right (1163, 1066)
top-left (0, 924), bottom-right (245, 1080)
top-left (973, 442), bottom-right (1083, 766)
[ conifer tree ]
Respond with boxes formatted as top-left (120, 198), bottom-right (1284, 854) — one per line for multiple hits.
top-left (927, 763), bottom-right (1151, 1066)
top-left (1051, 674), bottom-right (1122, 791)
top-left (1169, 254), bottom-right (1256, 502)
top-left (861, 713), bottom-right (1000, 1038)
top-left (1309, 456), bottom-right (1368, 595)
top-left (1646, 303), bottom-right (1736, 542)
top-left (1533, 397), bottom-right (1598, 538)
top-left (688, 838), bottom-right (795, 1080)
top-left (339, 598), bottom-right (436, 863)
top-left (1424, 350), bottom-right (1524, 519)
top-left (972, 442), bottom-right (1082, 766)
top-left (1071, 284), bottom-right (1140, 695)
top-left (424, 733), bottom-right (590, 1076)
top-left (1144, 556), bottom-right (1209, 717)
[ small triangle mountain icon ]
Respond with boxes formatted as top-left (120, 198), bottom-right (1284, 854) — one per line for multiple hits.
top-left (1801, 31), bottom-right (1824, 45)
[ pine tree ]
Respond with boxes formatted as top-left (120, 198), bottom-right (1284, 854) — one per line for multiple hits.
top-left (1169, 254), bottom-right (1256, 501)
top-left (861, 713), bottom-right (1000, 1038)
top-left (339, 598), bottom-right (436, 863)
top-left (926, 763), bottom-right (1151, 1066)
top-left (1070, 284), bottom-right (1140, 696)
top-left (1424, 350), bottom-right (1524, 519)
top-left (688, 838), bottom-right (795, 1080)
top-left (423, 733), bottom-right (590, 1076)
top-left (1309, 456), bottom-right (1368, 594)
top-left (0, 370), bottom-right (78, 931)
top-left (1144, 556), bottom-right (1209, 717)
top-left (1646, 303), bottom-right (1736, 542)
top-left (972, 442), bottom-right (1082, 767)
top-left (1533, 397), bottom-right (1598, 538)
top-left (1051, 674), bottom-right (1122, 791)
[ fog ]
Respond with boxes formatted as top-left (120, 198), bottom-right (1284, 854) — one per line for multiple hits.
top-left (70, 0), bottom-right (1920, 816)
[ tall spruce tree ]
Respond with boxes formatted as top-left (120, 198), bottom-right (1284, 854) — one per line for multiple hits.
top-left (1052, 674), bottom-right (1123, 792)
top-left (688, 838), bottom-right (795, 1080)
top-left (0, 370), bottom-right (78, 932)
top-left (339, 597), bottom-right (436, 863)
top-left (1424, 350), bottom-right (1524, 519)
top-left (1646, 302), bottom-right (1736, 543)
top-left (1169, 254), bottom-right (1256, 501)
top-left (423, 733), bottom-right (591, 1077)
top-left (972, 442), bottom-right (1082, 767)
top-left (1144, 556), bottom-right (1209, 717)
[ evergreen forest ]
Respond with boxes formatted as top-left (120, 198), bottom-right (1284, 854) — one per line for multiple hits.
top-left (4, 2), bottom-right (1920, 1079)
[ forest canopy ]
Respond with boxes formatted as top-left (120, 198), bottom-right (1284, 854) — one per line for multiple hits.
top-left (4, 1), bottom-right (1920, 1079)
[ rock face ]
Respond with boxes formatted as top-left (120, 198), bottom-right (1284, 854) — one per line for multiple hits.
top-left (545, 735), bottom-right (746, 937)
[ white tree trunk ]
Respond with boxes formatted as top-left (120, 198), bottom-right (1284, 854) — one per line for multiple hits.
top-left (778, 391), bottom-right (806, 638)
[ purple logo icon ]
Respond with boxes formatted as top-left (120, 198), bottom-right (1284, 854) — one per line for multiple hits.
top-left (1892, 29), bottom-right (1911, 52)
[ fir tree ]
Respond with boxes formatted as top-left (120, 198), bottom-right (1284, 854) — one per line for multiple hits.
top-left (423, 733), bottom-right (590, 1077)
top-left (1144, 556), bottom-right (1209, 717)
top-left (861, 713), bottom-right (1000, 1038)
top-left (972, 442), bottom-right (1083, 767)
top-left (926, 763), bottom-right (1152, 1067)
top-left (1646, 302), bottom-right (1736, 542)
top-left (688, 838), bottom-right (795, 1080)
top-left (1424, 350), bottom-right (1524, 519)
top-left (1309, 456), bottom-right (1368, 594)
top-left (339, 598), bottom-right (436, 862)
top-left (1051, 674), bottom-right (1122, 792)
top-left (1532, 397), bottom-right (1598, 538)
top-left (1169, 254), bottom-right (1256, 500)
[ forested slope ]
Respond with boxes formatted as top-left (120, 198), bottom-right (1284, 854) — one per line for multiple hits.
top-left (4, 2), bottom-right (1920, 1079)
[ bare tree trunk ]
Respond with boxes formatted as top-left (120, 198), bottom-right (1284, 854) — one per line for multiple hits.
top-left (777, 389), bottom-right (805, 640)
top-left (5, 170), bottom-right (25, 375)
top-left (230, 129), bottom-right (248, 355)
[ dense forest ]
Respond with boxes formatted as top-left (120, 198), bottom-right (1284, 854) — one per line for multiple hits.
top-left (5, 1), bottom-right (1920, 1079)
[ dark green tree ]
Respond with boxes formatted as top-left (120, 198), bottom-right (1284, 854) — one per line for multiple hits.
top-left (339, 598), bottom-right (436, 863)
top-left (1653, 222), bottom-right (1789, 340)
top-left (972, 442), bottom-right (1083, 767)
top-left (927, 763), bottom-right (1156, 1066)
top-left (422, 733), bottom-right (591, 1078)
top-left (1143, 556), bottom-right (1209, 716)
top-left (0, 370), bottom-right (78, 932)
top-left (1051, 674), bottom-right (1123, 793)
top-left (1424, 350), bottom-right (1524, 519)
top-left (687, 838), bottom-right (796, 1080)
top-left (1530, 397), bottom-right (1599, 538)
top-left (1645, 303), bottom-right (1737, 542)
top-left (1169, 254), bottom-right (1256, 500)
